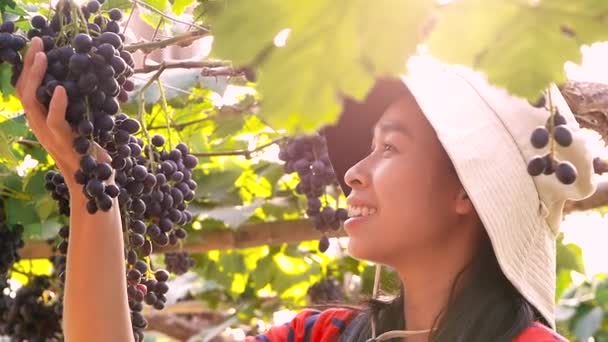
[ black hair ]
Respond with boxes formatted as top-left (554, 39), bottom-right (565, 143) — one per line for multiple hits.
top-left (337, 230), bottom-right (546, 342)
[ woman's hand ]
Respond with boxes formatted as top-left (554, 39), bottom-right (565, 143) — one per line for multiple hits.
top-left (14, 36), bottom-right (110, 191)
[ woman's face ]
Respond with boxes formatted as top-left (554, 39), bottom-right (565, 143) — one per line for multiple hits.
top-left (343, 95), bottom-right (476, 267)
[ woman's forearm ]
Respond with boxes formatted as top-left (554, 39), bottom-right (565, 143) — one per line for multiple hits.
top-left (62, 189), bottom-right (134, 342)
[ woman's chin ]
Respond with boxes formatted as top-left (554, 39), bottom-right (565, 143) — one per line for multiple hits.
top-left (346, 238), bottom-right (376, 261)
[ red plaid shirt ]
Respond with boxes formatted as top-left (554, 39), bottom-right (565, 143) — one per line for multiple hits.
top-left (246, 308), bottom-right (568, 342)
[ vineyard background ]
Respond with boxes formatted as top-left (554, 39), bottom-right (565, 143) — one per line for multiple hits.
top-left (1, 0), bottom-right (608, 341)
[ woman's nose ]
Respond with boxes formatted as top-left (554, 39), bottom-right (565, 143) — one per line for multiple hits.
top-left (344, 159), bottom-right (370, 190)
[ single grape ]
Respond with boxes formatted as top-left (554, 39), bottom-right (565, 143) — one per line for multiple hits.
top-left (72, 33), bottom-right (93, 53)
top-left (31, 15), bottom-right (47, 29)
top-left (556, 161), bottom-right (577, 185)
top-left (109, 8), bottom-right (123, 21)
top-left (527, 156), bottom-right (546, 177)
top-left (530, 126), bottom-right (549, 149)
top-left (318, 235), bottom-right (330, 253)
top-left (553, 125), bottom-right (573, 147)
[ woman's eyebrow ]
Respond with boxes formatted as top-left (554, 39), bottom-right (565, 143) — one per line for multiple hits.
top-left (371, 121), bottom-right (411, 140)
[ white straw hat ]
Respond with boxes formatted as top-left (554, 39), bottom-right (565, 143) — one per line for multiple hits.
top-left (323, 55), bottom-right (598, 331)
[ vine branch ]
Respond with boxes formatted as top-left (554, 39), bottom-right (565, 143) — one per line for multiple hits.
top-left (124, 29), bottom-right (209, 53)
top-left (191, 138), bottom-right (285, 158)
top-left (134, 60), bottom-right (231, 74)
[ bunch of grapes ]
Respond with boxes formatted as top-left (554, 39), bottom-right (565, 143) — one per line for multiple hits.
top-left (0, 1), bottom-right (201, 340)
top-left (306, 277), bottom-right (345, 304)
top-left (0, 223), bottom-right (25, 282)
top-left (164, 251), bottom-right (195, 275)
top-left (25, 0), bottom-right (135, 214)
top-left (279, 135), bottom-right (348, 252)
top-left (0, 21), bottom-right (27, 86)
top-left (527, 110), bottom-right (578, 184)
top-left (1, 276), bottom-right (63, 341)
top-left (0, 279), bottom-right (14, 335)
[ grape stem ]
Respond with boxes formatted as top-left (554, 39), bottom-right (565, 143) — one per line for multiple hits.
top-left (156, 79), bottom-right (173, 150)
top-left (131, 0), bottom-right (209, 32)
top-left (547, 88), bottom-right (556, 156)
top-left (124, 29), bottom-right (208, 53)
top-left (137, 65), bottom-right (166, 170)
top-left (189, 138), bottom-right (285, 158)
top-left (122, 2), bottom-right (138, 35)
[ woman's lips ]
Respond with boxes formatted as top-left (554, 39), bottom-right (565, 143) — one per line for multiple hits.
top-left (344, 212), bottom-right (376, 232)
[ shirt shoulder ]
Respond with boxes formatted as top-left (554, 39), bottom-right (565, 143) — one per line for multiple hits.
top-left (513, 322), bottom-right (569, 342)
top-left (245, 307), bottom-right (358, 342)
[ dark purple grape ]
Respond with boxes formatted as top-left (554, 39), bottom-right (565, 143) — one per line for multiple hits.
top-left (553, 125), bottom-right (573, 147)
top-left (10, 35), bottom-right (26, 50)
top-left (99, 31), bottom-right (122, 48)
top-left (105, 184), bottom-right (120, 198)
top-left (78, 120), bottom-right (94, 136)
top-left (96, 43), bottom-right (115, 61)
top-left (183, 155), bottom-right (198, 169)
top-left (73, 136), bottom-right (90, 154)
top-left (97, 194), bottom-right (113, 210)
top-left (69, 53), bottom-right (90, 73)
top-left (95, 163), bottom-right (113, 180)
top-left (31, 15), bottom-right (47, 29)
top-left (80, 155), bottom-right (97, 173)
top-left (527, 156), bottom-right (546, 176)
top-left (78, 72), bottom-right (98, 94)
top-left (318, 235), bottom-right (330, 253)
top-left (86, 178), bottom-right (105, 197)
top-left (127, 268), bottom-right (141, 283)
top-left (73, 33), bottom-right (93, 53)
top-left (86, 200), bottom-right (98, 214)
top-left (151, 135), bottom-right (164, 147)
top-left (109, 8), bottom-right (123, 21)
top-left (0, 21), bottom-right (15, 33)
top-left (556, 161), bottom-right (577, 185)
top-left (121, 118), bottom-right (140, 134)
top-left (130, 234), bottom-right (145, 248)
top-left (530, 126), bottom-right (550, 149)
top-left (87, 0), bottom-right (100, 13)
top-left (105, 21), bottom-right (120, 34)
top-left (132, 165), bottom-right (147, 181)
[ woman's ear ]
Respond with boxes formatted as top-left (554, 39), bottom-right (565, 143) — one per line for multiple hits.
top-left (455, 187), bottom-right (475, 215)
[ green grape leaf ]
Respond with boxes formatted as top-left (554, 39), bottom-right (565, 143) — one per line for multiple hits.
top-left (171, 0), bottom-right (194, 15)
top-left (0, 63), bottom-right (14, 99)
top-left (210, 0), bottom-right (432, 133)
top-left (0, 0), bottom-right (17, 14)
top-left (573, 306), bottom-right (604, 341)
top-left (557, 241), bottom-right (585, 274)
top-left (141, 0), bottom-right (168, 12)
top-left (426, 0), bottom-right (608, 100)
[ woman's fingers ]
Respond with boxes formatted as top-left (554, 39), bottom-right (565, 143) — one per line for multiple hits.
top-left (47, 86), bottom-right (72, 139)
top-left (16, 37), bottom-right (43, 98)
top-left (24, 52), bottom-right (47, 101)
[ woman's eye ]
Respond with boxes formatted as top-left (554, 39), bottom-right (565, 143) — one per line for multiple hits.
top-left (383, 143), bottom-right (395, 152)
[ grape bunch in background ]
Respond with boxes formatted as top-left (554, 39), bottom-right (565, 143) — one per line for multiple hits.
top-left (164, 251), bottom-right (195, 275)
top-left (527, 109), bottom-right (578, 184)
top-left (0, 222), bottom-right (24, 282)
top-left (1, 276), bottom-right (63, 340)
top-left (279, 135), bottom-right (348, 253)
top-left (306, 277), bottom-right (345, 305)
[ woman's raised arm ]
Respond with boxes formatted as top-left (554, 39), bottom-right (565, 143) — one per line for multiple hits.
top-left (15, 36), bottom-right (134, 342)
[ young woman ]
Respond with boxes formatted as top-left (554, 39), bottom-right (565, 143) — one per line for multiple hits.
top-left (17, 37), bottom-right (596, 341)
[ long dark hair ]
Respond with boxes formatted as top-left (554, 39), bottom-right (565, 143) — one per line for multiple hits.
top-left (337, 230), bottom-right (546, 342)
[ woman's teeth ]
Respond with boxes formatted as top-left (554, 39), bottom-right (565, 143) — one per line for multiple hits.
top-left (347, 206), bottom-right (377, 217)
